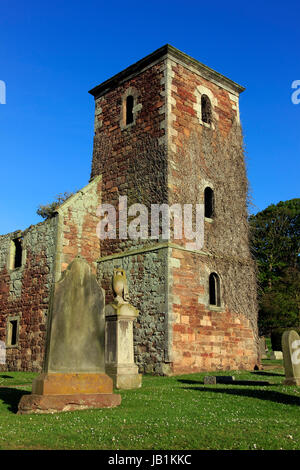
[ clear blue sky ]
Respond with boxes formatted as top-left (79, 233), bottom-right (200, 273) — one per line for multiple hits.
top-left (0, 0), bottom-right (299, 234)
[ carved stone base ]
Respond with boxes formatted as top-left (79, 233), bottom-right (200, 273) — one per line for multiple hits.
top-left (17, 372), bottom-right (121, 414)
top-left (32, 373), bottom-right (113, 395)
top-left (106, 364), bottom-right (142, 389)
top-left (18, 393), bottom-right (121, 414)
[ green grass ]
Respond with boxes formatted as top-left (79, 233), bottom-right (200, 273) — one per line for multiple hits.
top-left (0, 366), bottom-right (299, 450)
top-left (0, 372), bottom-right (37, 387)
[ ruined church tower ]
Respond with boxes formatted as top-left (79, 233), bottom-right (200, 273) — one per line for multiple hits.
top-left (90, 44), bottom-right (259, 374)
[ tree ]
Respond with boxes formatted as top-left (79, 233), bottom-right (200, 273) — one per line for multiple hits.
top-left (249, 199), bottom-right (300, 335)
top-left (37, 192), bottom-right (74, 219)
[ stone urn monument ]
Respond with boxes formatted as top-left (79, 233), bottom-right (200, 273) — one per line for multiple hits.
top-left (105, 268), bottom-right (142, 389)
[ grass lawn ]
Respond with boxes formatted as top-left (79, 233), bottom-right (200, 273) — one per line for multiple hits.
top-left (0, 362), bottom-right (299, 450)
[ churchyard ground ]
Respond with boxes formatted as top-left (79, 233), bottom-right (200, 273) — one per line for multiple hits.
top-left (0, 361), bottom-right (299, 450)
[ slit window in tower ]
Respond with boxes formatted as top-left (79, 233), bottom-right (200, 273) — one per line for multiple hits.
top-left (201, 94), bottom-right (212, 124)
top-left (204, 187), bottom-right (214, 218)
top-left (11, 238), bottom-right (23, 269)
top-left (209, 272), bottom-right (221, 307)
top-left (126, 95), bottom-right (134, 125)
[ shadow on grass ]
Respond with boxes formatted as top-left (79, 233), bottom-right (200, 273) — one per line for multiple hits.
top-left (0, 375), bottom-right (14, 379)
top-left (0, 388), bottom-right (30, 414)
top-left (251, 371), bottom-right (285, 378)
top-left (184, 386), bottom-right (300, 406)
top-left (178, 378), bottom-right (276, 386)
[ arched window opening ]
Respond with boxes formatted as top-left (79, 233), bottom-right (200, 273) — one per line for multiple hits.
top-left (126, 95), bottom-right (134, 125)
top-left (204, 187), bottom-right (214, 218)
top-left (209, 272), bottom-right (221, 306)
top-left (201, 94), bottom-right (212, 124)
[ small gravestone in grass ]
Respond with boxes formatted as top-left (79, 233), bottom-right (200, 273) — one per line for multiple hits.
top-left (204, 376), bottom-right (235, 385)
top-left (282, 330), bottom-right (300, 386)
top-left (270, 351), bottom-right (283, 360)
top-left (259, 337), bottom-right (267, 360)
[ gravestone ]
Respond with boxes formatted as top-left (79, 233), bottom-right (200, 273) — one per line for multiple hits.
top-left (282, 330), bottom-right (300, 386)
top-left (0, 340), bottom-right (5, 366)
top-left (18, 257), bottom-right (121, 414)
top-left (270, 350), bottom-right (283, 360)
top-left (259, 337), bottom-right (267, 359)
top-left (203, 375), bottom-right (270, 386)
top-left (204, 376), bottom-right (235, 385)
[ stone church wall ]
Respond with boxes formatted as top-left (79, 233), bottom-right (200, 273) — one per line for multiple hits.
top-left (98, 246), bottom-right (170, 375)
top-left (0, 218), bottom-right (58, 371)
top-left (0, 176), bottom-right (102, 372)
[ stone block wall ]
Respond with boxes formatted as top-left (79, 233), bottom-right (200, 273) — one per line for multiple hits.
top-left (0, 218), bottom-right (58, 371)
top-left (169, 247), bottom-right (258, 374)
top-left (90, 59), bottom-right (167, 256)
top-left (0, 177), bottom-right (102, 372)
top-left (55, 175), bottom-right (102, 280)
top-left (166, 57), bottom-right (250, 256)
top-left (98, 243), bottom-right (258, 375)
top-left (165, 56), bottom-right (259, 371)
top-left (90, 46), bottom-right (259, 373)
top-left (98, 246), bottom-right (170, 375)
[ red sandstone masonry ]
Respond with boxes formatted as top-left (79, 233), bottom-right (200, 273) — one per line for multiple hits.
top-left (170, 250), bottom-right (257, 374)
top-left (90, 48), bottom-right (258, 374)
top-left (0, 178), bottom-right (102, 372)
top-left (0, 222), bottom-right (57, 372)
top-left (166, 59), bottom-right (258, 372)
top-left (91, 61), bottom-right (167, 257)
top-left (59, 178), bottom-right (102, 275)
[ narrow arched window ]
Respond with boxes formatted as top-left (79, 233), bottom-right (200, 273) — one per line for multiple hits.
top-left (126, 95), bottom-right (134, 125)
top-left (201, 94), bottom-right (212, 124)
top-left (10, 238), bottom-right (23, 269)
top-left (209, 272), bottom-right (221, 306)
top-left (204, 187), bottom-right (214, 218)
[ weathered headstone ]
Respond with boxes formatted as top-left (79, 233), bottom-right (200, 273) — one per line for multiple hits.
top-left (105, 268), bottom-right (142, 389)
top-left (259, 336), bottom-right (267, 359)
top-left (18, 257), bottom-right (121, 414)
top-left (282, 330), bottom-right (300, 386)
top-left (0, 340), bottom-right (5, 366)
top-left (270, 350), bottom-right (283, 360)
top-left (204, 376), bottom-right (235, 385)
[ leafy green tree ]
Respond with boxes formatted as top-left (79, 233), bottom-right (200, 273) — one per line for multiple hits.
top-left (249, 199), bottom-right (300, 335)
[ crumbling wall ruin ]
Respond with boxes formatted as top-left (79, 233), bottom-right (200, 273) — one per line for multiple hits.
top-left (0, 218), bottom-right (58, 371)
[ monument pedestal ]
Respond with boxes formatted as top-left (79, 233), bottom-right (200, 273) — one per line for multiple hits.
top-left (18, 393), bottom-right (121, 415)
top-left (18, 372), bottom-right (120, 414)
top-left (105, 301), bottom-right (142, 390)
top-left (106, 364), bottom-right (142, 390)
top-left (31, 372), bottom-right (113, 395)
